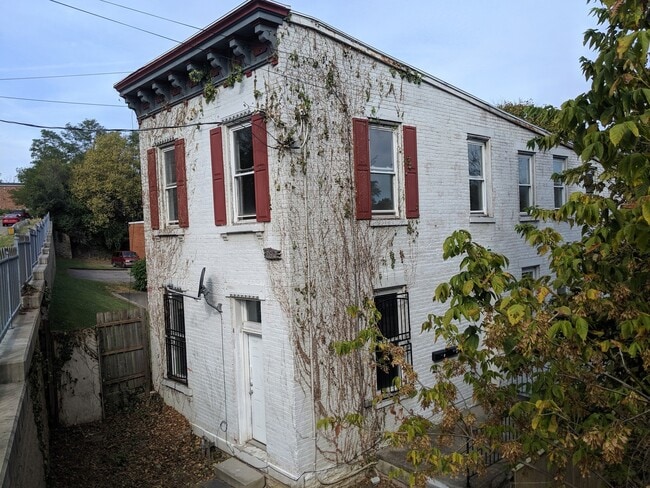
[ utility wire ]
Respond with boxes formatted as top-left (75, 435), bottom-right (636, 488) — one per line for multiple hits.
top-left (0, 95), bottom-right (125, 108)
top-left (0, 118), bottom-right (221, 132)
top-left (0, 71), bottom-right (131, 81)
top-left (49, 0), bottom-right (183, 44)
top-left (99, 0), bottom-right (201, 30)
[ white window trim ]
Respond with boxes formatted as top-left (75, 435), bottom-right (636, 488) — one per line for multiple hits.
top-left (468, 137), bottom-right (490, 216)
top-left (370, 123), bottom-right (399, 217)
top-left (521, 265), bottom-right (540, 279)
top-left (518, 152), bottom-right (535, 214)
top-left (230, 122), bottom-right (255, 223)
top-left (161, 145), bottom-right (178, 226)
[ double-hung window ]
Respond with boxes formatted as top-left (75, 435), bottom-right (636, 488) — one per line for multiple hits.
top-left (374, 291), bottom-right (412, 393)
top-left (468, 138), bottom-right (488, 214)
top-left (552, 156), bottom-right (567, 209)
top-left (164, 292), bottom-right (187, 384)
top-left (209, 113), bottom-right (271, 225)
top-left (146, 139), bottom-right (188, 230)
top-left (232, 125), bottom-right (256, 220)
top-left (518, 153), bottom-right (534, 212)
top-left (162, 145), bottom-right (178, 223)
top-left (352, 118), bottom-right (419, 220)
top-left (369, 125), bottom-right (396, 213)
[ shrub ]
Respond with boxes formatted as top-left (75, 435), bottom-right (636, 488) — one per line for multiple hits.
top-left (130, 259), bottom-right (147, 292)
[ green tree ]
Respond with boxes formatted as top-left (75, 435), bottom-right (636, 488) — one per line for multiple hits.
top-left (497, 99), bottom-right (561, 133)
top-left (71, 132), bottom-right (142, 250)
top-left (13, 119), bottom-right (110, 249)
top-left (336, 1), bottom-right (650, 486)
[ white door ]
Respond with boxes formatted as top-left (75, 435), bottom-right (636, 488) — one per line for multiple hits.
top-left (247, 333), bottom-right (266, 444)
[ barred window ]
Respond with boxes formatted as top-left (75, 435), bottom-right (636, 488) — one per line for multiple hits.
top-left (374, 291), bottom-right (412, 393)
top-left (164, 292), bottom-right (187, 384)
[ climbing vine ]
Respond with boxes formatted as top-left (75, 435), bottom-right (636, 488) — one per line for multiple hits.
top-left (259, 24), bottom-right (422, 468)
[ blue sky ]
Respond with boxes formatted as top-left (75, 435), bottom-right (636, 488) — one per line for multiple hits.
top-left (0, 1), bottom-right (596, 182)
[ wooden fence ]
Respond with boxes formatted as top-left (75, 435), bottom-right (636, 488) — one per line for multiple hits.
top-left (96, 308), bottom-right (150, 414)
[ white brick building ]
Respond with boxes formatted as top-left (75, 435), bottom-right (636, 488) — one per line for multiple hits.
top-left (115, 1), bottom-right (579, 485)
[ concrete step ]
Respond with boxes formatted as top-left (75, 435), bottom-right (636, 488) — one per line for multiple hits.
top-left (214, 458), bottom-right (265, 488)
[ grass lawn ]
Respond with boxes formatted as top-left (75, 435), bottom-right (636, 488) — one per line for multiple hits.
top-left (50, 258), bottom-right (132, 331)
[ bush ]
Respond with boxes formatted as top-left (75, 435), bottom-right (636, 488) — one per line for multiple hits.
top-left (130, 259), bottom-right (147, 292)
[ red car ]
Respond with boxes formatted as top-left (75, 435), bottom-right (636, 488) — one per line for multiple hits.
top-left (2, 213), bottom-right (21, 226)
top-left (111, 251), bottom-right (139, 268)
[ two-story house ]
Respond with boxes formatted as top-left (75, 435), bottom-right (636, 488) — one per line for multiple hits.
top-left (115, 1), bottom-right (579, 485)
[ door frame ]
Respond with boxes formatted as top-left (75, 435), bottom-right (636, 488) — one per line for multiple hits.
top-left (234, 299), bottom-right (265, 445)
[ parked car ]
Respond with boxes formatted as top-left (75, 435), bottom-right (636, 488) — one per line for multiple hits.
top-left (111, 250), bottom-right (139, 268)
top-left (13, 209), bottom-right (31, 220)
top-left (2, 213), bottom-right (21, 226)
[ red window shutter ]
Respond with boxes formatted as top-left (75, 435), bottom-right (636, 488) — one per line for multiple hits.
top-left (251, 113), bottom-right (271, 222)
top-left (146, 148), bottom-right (160, 230)
top-left (210, 128), bottom-right (227, 226)
top-left (175, 139), bottom-right (189, 228)
top-left (353, 118), bottom-right (371, 220)
top-left (403, 125), bottom-right (420, 218)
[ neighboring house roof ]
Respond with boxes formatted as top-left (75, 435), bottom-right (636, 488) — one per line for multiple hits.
top-left (115, 0), bottom-right (551, 137)
top-left (0, 183), bottom-right (23, 211)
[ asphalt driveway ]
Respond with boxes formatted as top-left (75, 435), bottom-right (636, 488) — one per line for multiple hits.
top-left (67, 268), bottom-right (132, 283)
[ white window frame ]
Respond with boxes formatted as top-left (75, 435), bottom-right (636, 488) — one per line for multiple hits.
top-left (231, 123), bottom-right (256, 222)
top-left (369, 123), bottom-right (398, 216)
top-left (518, 152), bottom-right (534, 213)
top-left (161, 145), bottom-right (178, 225)
top-left (552, 156), bottom-right (567, 209)
top-left (468, 137), bottom-right (489, 215)
top-left (521, 265), bottom-right (540, 279)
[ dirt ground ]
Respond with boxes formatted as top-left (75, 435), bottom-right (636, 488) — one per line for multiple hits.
top-left (48, 395), bottom-right (222, 488)
top-left (48, 394), bottom-right (397, 488)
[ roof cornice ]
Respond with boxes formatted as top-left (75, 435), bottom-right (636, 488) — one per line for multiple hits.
top-left (114, 0), bottom-right (289, 119)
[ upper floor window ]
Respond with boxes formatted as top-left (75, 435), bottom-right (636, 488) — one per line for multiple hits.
top-left (468, 138), bottom-right (488, 214)
top-left (146, 139), bottom-right (188, 230)
top-left (353, 118), bottom-right (419, 220)
top-left (209, 114), bottom-right (270, 226)
top-left (232, 125), bottom-right (256, 220)
top-left (552, 156), bottom-right (567, 209)
top-left (162, 145), bottom-right (178, 223)
top-left (518, 153), bottom-right (534, 213)
top-left (369, 125), bottom-right (396, 214)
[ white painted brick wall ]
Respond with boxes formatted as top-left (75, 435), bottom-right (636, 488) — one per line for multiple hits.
top-left (135, 12), bottom-right (582, 485)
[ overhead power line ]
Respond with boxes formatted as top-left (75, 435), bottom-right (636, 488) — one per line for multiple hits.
top-left (0, 71), bottom-right (131, 81)
top-left (49, 0), bottom-right (182, 44)
top-left (0, 95), bottom-right (126, 108)
top-left (99, 0), bottom-right (201, 30)
top-left (0, 118), bottom-right (221, 132)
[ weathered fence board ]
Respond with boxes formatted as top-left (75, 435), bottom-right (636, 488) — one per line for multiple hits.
top-left (96, 309), bottom-right (150, 414)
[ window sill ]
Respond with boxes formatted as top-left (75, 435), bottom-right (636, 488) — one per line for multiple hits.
top-left (219, 222), bottom-right (265, 240)
top-left (153, 227), bottom-right (185, 239)
top-left (370, 218), bottom-right (408, 228)
top-left (469, 215), bottom-right (496, 224)
top-left (162, 378), bottom-right (193, 397)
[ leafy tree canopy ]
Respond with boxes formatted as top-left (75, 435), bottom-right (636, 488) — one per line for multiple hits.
top-left (497, 99), bottom-right (561, 133)
top-left (71, 131), bottom-right (142, 250)
top-left (14, 120), bottom-right (142, 252)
